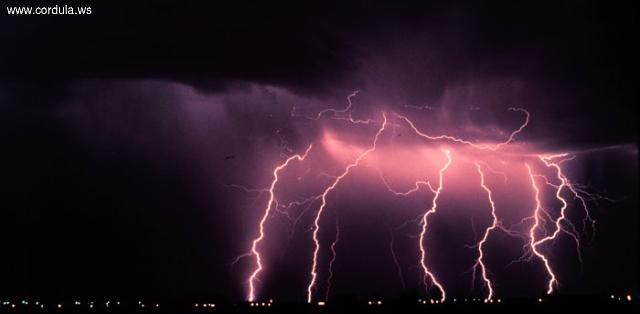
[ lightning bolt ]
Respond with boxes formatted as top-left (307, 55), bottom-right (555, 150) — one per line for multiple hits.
top-left (418, 149), bottom-right (452, 302)
top-left (306, 112), bottom-right (389, 303)
top-left (292, 90), bottom-right (374, 124)
top-left (533, 154), bottom-right (611, 242)
top-left (388, 226), bottom-right (410, 290)
top-left (233, 91), bottom-right (612, 302)
top-left (541, 154), bottom-right (597, 238)
top-left (393, 107), bottom-right (529, 151)
top-left (471, 162), bottom-right (499, 301)
top-left (377, 166), bottom-right (438, 291)
top-left (325, 218), bottom-right (340, 301)
top-left (525, 163), bottom-right (557, 295)
top-left (377, 168), bottom-right (436, 196)
top-left (526, 153), bottom-right (588, 295)
top-left (246, 144), bottom-right (314, 302)
top-left (375, 107), bottom-right (528, 302)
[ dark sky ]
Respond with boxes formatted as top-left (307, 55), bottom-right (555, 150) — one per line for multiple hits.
top-left (1, 0), bottom-right (638, 302)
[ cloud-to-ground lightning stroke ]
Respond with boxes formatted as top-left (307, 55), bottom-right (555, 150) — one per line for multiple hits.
top-left (325, 218), bottom-right (340, 301)
top-left (388, 229), bottom-right (407, 290)
top-left (471, 162), bottom-right (499, 301)
top-left (307, 112), bottom-right (389, 303)
top-left (418, 149), bottom-right (452, 302)
top-left (527, 154), bottom-right (583, 294)
top-left (377, 168), bottom-right (439, 290)
top-left (392, 107), bottom-right (590, 297)
top-left (525, 163), bottom-right (557, 294)
top-left (233, 90), bottom-right (614, 302)
top-left (506, 153), bottom-right (601, 296)
top-left (246, 144), bottom-right (314, 302)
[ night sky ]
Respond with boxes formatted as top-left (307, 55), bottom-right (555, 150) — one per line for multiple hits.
top-left (1, 0), bottom-right (638, 303)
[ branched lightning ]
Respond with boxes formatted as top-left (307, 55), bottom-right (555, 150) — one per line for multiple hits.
top-left (393, 107), bottom-right (529, 151)
top-left (291, 90), bottom-right (374, 124)
top-left (525, 154), bottom-right (584, 293)
top-left (307, 112), bottom-right (389, 303)
top-left (525, 163), bottom-right (557, 294)
top-left (418, 149), bottom-right (452, 302)
top-left (377, 168), bottom-right (436, 196)
top-left (246, 144), bottom-right (314, 302)
top-left (471, 162), bottom-right (499, 301)
top-left (233, 91), bottom-right (611, 302)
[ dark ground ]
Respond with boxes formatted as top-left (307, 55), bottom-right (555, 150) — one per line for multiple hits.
top-left (1, 295), bottom-right (638, 313)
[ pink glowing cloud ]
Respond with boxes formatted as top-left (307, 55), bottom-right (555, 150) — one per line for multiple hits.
top-left (226, 88), bottom-right (617, 303)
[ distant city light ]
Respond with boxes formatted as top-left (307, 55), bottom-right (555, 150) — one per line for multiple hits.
top-left (1, 293), bottom-right (633, 311)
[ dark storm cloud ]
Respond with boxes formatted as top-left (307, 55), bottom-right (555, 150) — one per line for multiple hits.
top-left (2, 1), bottom-right (636, 146)
top-left (0, 0), bottom-right (356, 94)
top-left (0, 78), bottom-right (335, 299)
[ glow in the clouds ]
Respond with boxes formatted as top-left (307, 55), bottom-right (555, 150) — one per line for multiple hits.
top-left (392, 107), bottom-right (529, 151)
top-left (234, 92), bottom-right (602, 302)
top-left (307, 113), bottom-right (389, 303)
